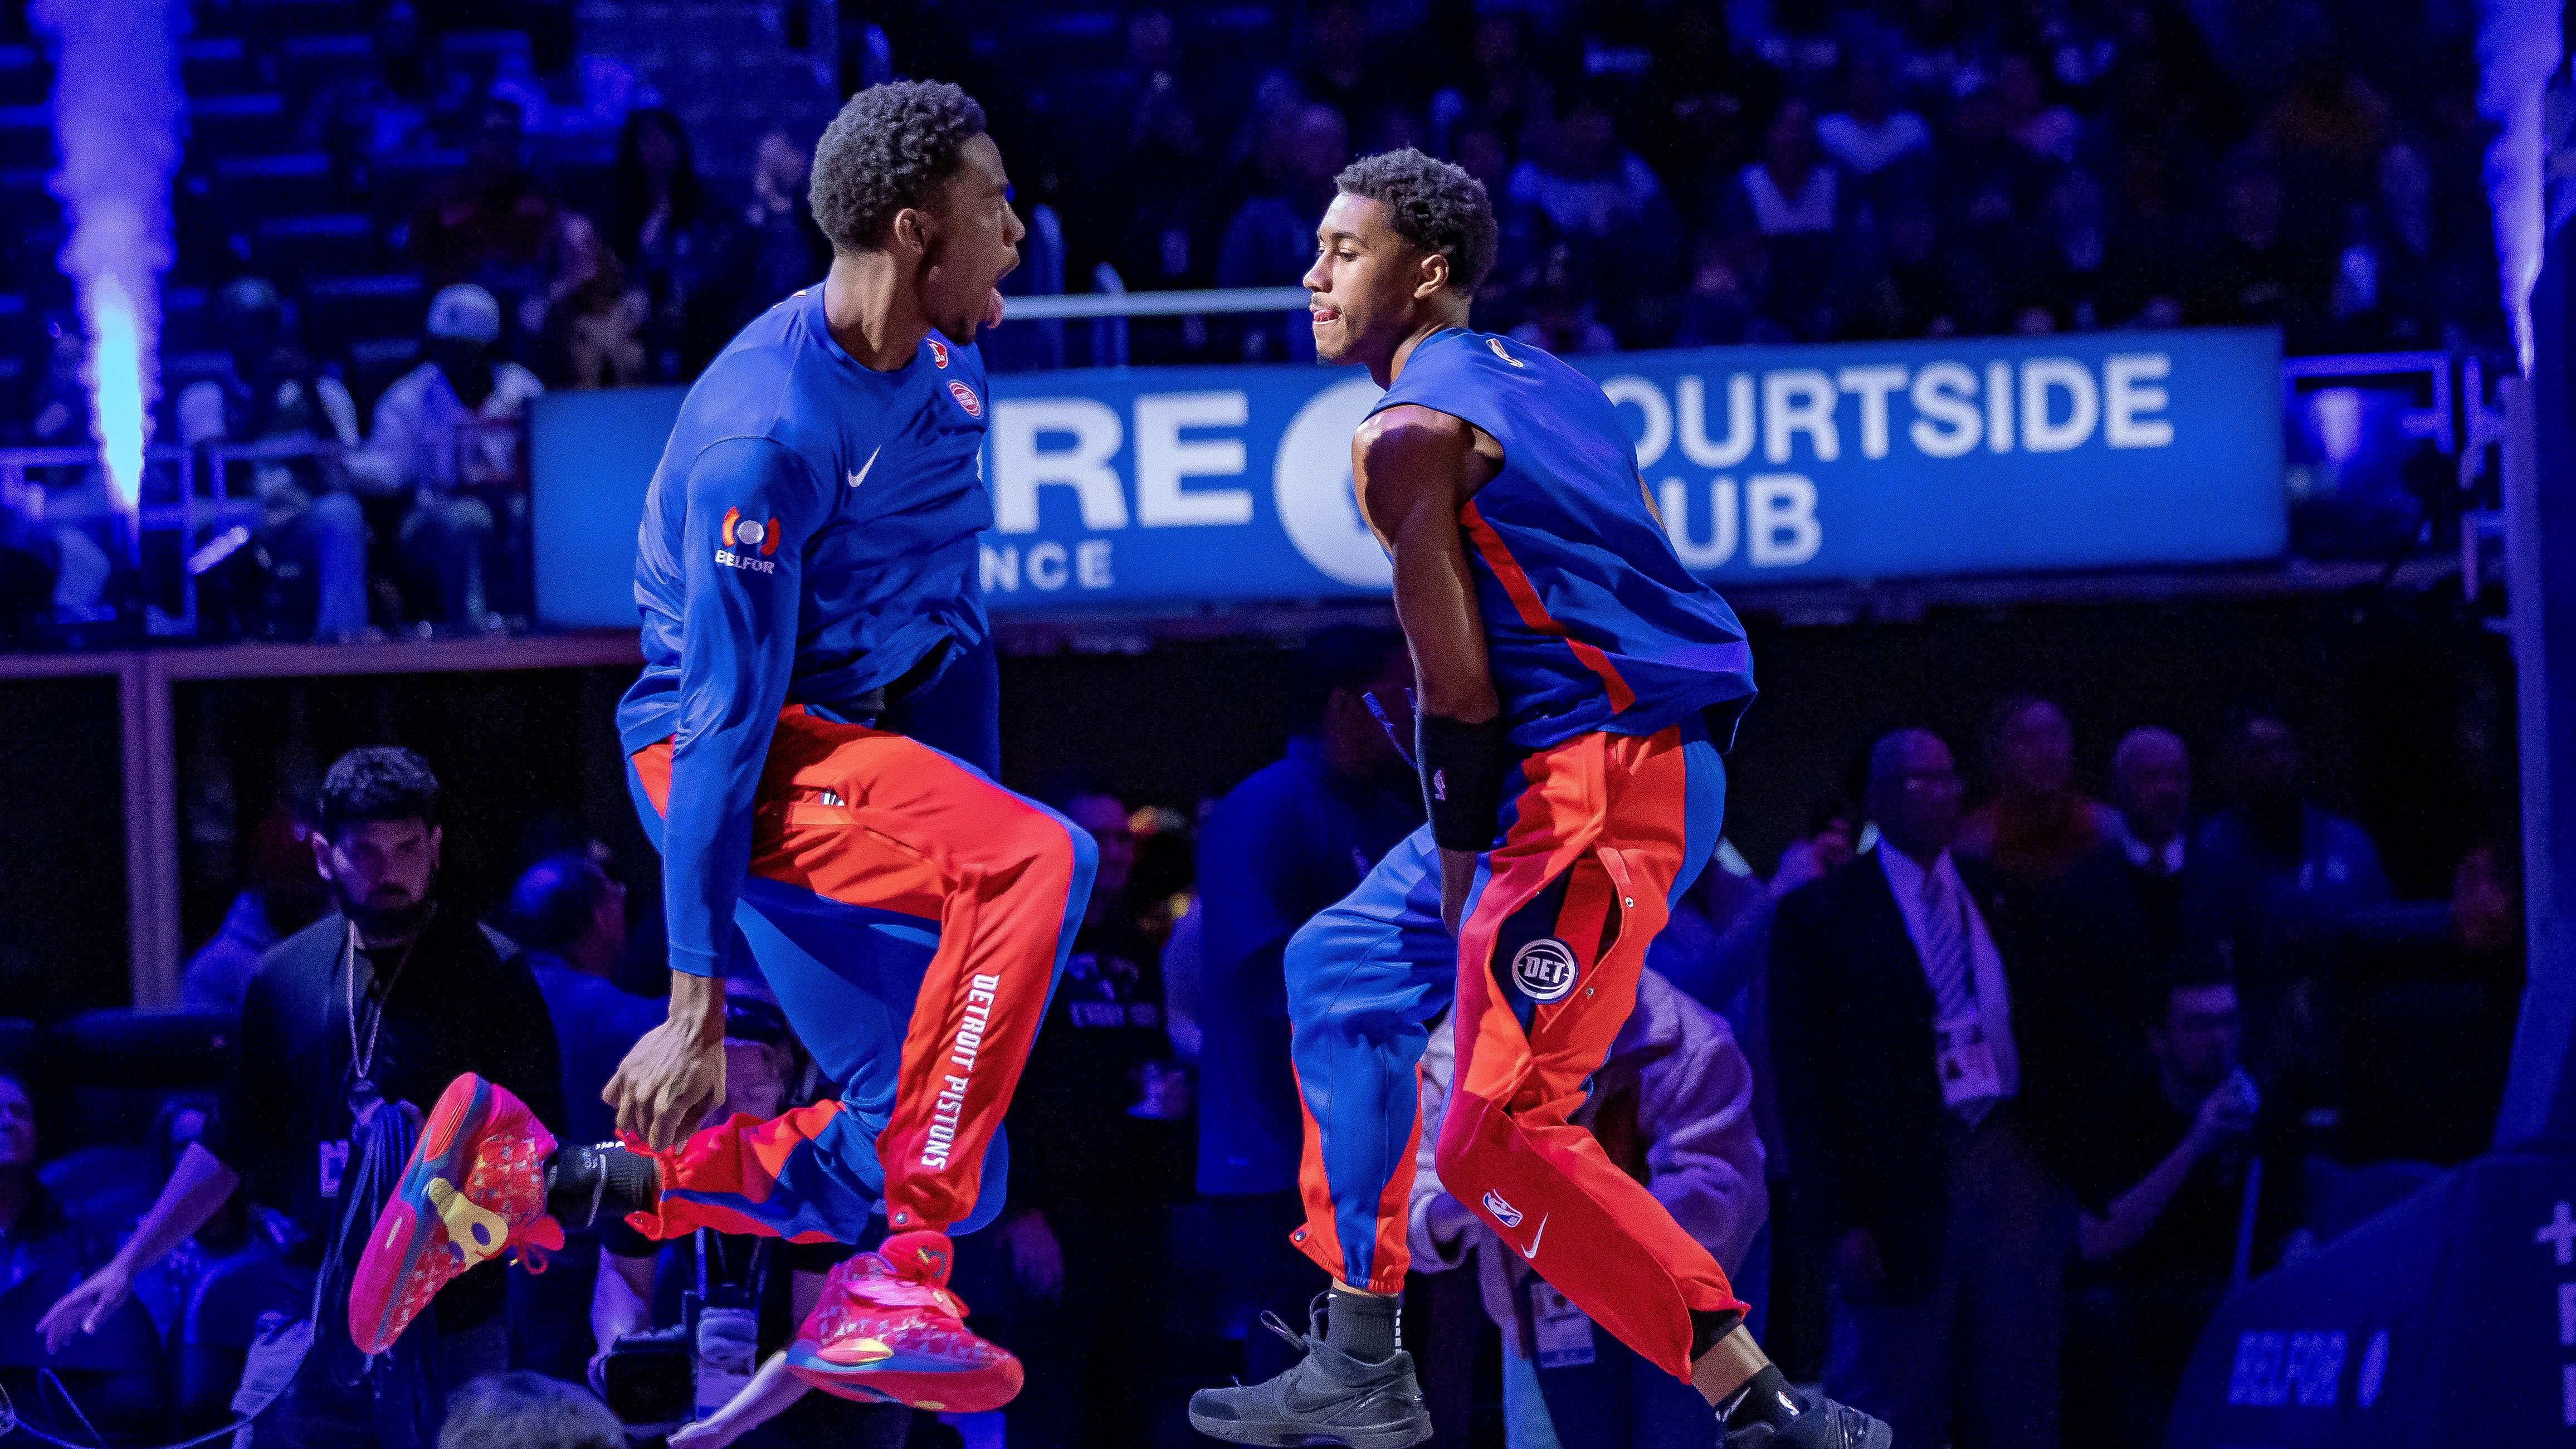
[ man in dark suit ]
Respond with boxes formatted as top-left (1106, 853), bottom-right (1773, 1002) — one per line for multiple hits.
top-left (1769, 728), bottom-right (2096, 1449)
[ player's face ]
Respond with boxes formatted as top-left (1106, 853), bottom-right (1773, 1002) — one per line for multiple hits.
top-left (1305, 193), bottom-right (1422, 369)
top-left (923, 133), bottom-right (1024, 344)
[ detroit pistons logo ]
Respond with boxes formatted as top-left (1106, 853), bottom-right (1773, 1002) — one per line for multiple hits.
top-left (1510, 938), bottom-right (1578, 1002)
top-left (929, 337), bottom-right (949, 368)
top-left (948, 379), bottom-right (982, 417)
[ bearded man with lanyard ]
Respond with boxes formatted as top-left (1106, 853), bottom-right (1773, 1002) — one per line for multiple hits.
top-left (38, 747), bottom-right (565, 1449)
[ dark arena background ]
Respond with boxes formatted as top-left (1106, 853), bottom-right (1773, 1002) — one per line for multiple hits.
top-left (0, 1), bottom-right (2572, 1447)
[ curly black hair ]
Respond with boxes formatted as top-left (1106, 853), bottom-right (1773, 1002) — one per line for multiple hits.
top-left (809, 80), bottom-right (988, 252)
top-left (1334, 148), bottom-right (1498, 295)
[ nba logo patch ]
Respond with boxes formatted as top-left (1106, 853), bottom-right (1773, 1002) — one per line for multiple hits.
top-left (1487, 336), bottom-right (1525, 368)
top-left (1510, 938), bottom-right (1578, 1002)
top-left (948, 379), bottom-right (982, 417)
top-left (1481, 1189), bottom-right (1523, 1228)
top-left (929, 338), bottom-right (949, 368)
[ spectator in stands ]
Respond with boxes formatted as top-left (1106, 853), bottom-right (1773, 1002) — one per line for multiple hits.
top-left (1769, 726), bottom-right (2093, 1449)
top-left (1511, 86), bottom-right (1680, 268)
top-left (1959, 695), bottom-right (2114, 885)
top-left (2107, 728), bottom-right (2198, 965)
top-left (1293, 0), bottom-right (1418, 149)
top-left (503, 851), bottom-right (658, 1381)
top-left (182, 808), bottom-right (330, 1017)
top-left (1006, 786), bottom-right (1190, 1447)
top-left (592, 996), bottom-right (901, 1449)
top-left (2193, 708), bottom-right (2392, 1017)
top-left (1410, 968), bottom-right (1764, 1449)
top-left (544, 214), bottom-right (651, 389)
top-left (1431, 13), bottom-right (1549, 158)
top-left (173, 279), bottom-right (370, 641)
top-left (2336, 840), bottom-right (2523, 1163)
top-left (1770, 794), bottom-right (1861, 900)
top-left (743, 130), bottom-right (833, 308)
top-left (2066, 972), bottom-right (2298, 1449)
top-left (1511, 245), bottom-right (1618, 355)
top-left (411, 96), bottom-right (563, 299)
top-left (0, 1073), bottom-right (65, 1256)
top-left (1219, 102), bottom-right (1350, 362)
top-left (606, 108), bottom-right (745, 380)
top-left (486, 4), bottom-right (651, 143)
top-left (1718, 99), bottom-right (1850, 339)
top-left (438, 1370), bottom-right (626, 1449)
top-left (0, 1072), bottom-right (154, 1435)
top-left (300, 2), bottom-right (458, 187)
top-left (2189, 165), bottom-right (2316, 334)
top-left (8, 316), bottom-right (116, 621)
top-left (1193, 628), bottom-right (1422, 1382)
top-left (40, 747), bottom-right (563, 1449)
top-left (1819, 51), bottom-right (1933, 191)
top-left (1997, 53), bottom-right (2082, 165)
top-left (347, 284), bottom-right (544, 632)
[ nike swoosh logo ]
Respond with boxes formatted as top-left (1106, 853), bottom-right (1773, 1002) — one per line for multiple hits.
top-left (1520, 1216), bottom-right (1548, 1260)
top-left (847, 446), bottom-right (881, 489)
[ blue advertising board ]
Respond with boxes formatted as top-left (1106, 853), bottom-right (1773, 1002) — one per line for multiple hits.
top-left (529, 328), bottom-right (2285, 628)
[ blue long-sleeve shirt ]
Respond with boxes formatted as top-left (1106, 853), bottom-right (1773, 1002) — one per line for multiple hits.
top-left (617, 287), bottom-right (993, 977)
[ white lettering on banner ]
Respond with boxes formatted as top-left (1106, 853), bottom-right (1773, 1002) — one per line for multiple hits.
top-left (1076, 539), bottom-right (1114, 588)
top-left (1837, 365), bottom-right (1909, 460)
top-left (2106, 353), bottom-right (2176, 447)
top-left (1678, 374), bottom-right (1757, 467)
top-left (1027, 541), bottom-right (1070, 589)
top-left (1747, 475), bottom-right (1821, 565)
top-left (2021, 358), bottom-right (2100, 452)
top-left (1763, 369), bottom-right (1840, 463)
top-left (992, 398), bottom-right (1127, 533)
top-left (1660, 477), bottom-right (1739, 567)
top-left (1135, 391), bottom-right (1252, 525)
top-left (1274, 375), bottom-right (1393, 587)
top-left (2560, 1281), bottom-right (2576, 1346)
top-left (1984, 360), bottom-right (2015, 452)
top-left (1909, 363), bottom-right (1982, 457)
top-left (979, 542), bottom-right (1115, 594)
top-left (1602, 376), bottom-right (1671, 468)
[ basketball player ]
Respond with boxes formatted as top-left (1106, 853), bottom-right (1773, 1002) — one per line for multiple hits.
top-left (345, 81), bottom-right (1096, 1416)
top-left (1189, 150), bottom-right (1889, 1449)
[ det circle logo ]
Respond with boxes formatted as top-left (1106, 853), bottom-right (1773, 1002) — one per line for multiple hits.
top-left (1510, 938), bottom-right (1579, 1002)
top-left (1272, 375), bottom-right (1391, 588)
top-left (948, 379), bottom-right (982, 417)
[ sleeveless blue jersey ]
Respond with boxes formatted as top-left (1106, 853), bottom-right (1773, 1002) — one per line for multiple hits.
top-left (615, 285), bottom-right (993, 975)
top-left (1369, 328), bottom-right (1756, 754)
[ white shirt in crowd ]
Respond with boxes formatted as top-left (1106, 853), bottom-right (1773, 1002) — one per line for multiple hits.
top-left (1877, 845), bottom-right (2021, 1102)
top-left (345, 360), bottom-right (544, 497)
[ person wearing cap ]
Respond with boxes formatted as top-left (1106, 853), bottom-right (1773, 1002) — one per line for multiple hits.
top-left (347, 282), bottom-right (544, 630)
top-left (174, 279), bottom-right (372, 641)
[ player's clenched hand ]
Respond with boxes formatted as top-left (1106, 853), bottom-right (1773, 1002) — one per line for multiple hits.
top-left (607, 973), bottom-right (728, 1151)
top-left (1440, 848), bottom-right (1477, 936)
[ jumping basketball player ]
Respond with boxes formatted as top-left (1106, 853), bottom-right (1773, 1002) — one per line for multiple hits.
top-left (1188, 150), bottom-right (1890, 1449)
top-left (345, 81), bottom-right (1094, 1416)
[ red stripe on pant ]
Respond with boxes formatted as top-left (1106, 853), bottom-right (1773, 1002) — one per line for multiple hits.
top-left (1440, 727), bottom-right (1746, 1382)
top-left (630, 706), bottom-right (1088, 1235)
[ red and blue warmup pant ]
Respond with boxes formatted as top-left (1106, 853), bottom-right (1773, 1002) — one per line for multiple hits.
top-left (625, 705), bottom-right (1095, 1242)
top-left (1286, 719), bottom-right (1747, 1382)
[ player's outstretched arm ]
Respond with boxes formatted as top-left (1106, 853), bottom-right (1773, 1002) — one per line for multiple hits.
top-left (1356, 403), bottom-right (1501, 933)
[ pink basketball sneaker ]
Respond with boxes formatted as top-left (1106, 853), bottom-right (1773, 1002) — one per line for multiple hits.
top-left (347, 1074), bottom-right (563, 1354)
top-left (785, 1230), bottom-right (1024, 1412)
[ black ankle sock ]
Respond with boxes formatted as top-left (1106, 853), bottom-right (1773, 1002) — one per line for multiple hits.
top-left (1323, 1286), bottom-right (1398, 1363)
top-left (544, 1144), bottom-right (658, 1229)
top-left (1720, 1366), bottom-right (1802, 1431)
